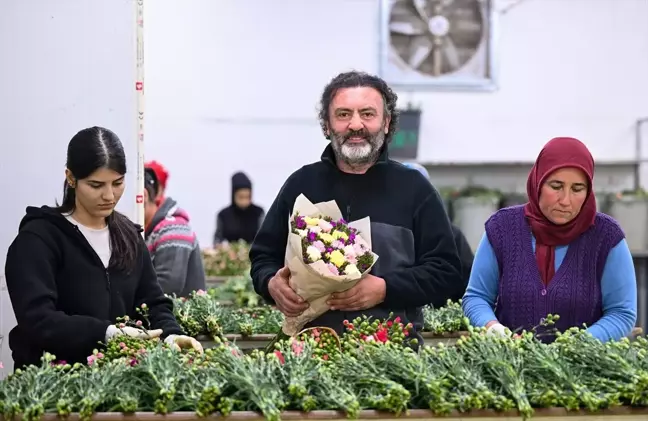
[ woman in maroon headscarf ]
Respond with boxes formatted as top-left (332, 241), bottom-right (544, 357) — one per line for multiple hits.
top-left (462, 137), bottom-right (637, 342)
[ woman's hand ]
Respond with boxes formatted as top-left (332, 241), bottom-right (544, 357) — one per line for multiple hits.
top-left (485, 322), bottom-right (512, 338)
top-left (164, 334), bottom-right (204, 353)
top-left (105, 325), bottom-right (163, 342)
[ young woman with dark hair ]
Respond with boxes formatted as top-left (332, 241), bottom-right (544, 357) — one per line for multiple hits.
top-left (4, 126), bottom-right (201, 369)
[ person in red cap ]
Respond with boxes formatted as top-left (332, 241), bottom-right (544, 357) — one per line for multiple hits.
top-left (143, 167), bottom-right (206, 297)
top-left (144, 160), bottom-right (169, 205)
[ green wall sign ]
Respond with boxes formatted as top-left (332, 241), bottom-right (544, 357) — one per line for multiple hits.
top-left (389, 109), bottom-right (421, 160)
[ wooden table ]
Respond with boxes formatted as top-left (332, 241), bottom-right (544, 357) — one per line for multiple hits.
top-left (6, 407), bottom-right (648, 421)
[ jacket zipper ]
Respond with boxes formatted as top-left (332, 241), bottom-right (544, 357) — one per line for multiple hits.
top-left (346, 205), bottom-right (351, 221)
top-left (73, 225), bottom-right (112, 315)
top-left (105, 270), bottom-right (112, 316)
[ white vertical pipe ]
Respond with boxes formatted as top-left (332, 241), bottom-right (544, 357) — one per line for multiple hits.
top-left (134, 0), bottom-right (145, 231)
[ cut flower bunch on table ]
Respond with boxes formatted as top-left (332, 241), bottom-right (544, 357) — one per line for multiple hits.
top-left (172, 289), bottom-right (470, 338)
top-left (202, 240), bottom-right (251, 277)
top-left (3, 314), bottom-right (648, 421)
top-left (172, 290), bottom-right (284, 337)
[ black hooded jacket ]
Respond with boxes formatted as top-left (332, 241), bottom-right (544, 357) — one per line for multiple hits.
top-left (4, 206), bottom-right (183, 368)
top-left (214, 172), bottom-right (265, 245)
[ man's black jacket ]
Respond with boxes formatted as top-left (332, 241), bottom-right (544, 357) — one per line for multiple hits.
top-left (249, 144), bottom-right (463, 334)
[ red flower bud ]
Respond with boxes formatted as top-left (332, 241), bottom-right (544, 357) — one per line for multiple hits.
top-left (274, 350), bottom-right (285, 365)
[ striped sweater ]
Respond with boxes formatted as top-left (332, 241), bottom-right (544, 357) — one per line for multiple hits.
top-left (144, 197), bottom-right (206, 297)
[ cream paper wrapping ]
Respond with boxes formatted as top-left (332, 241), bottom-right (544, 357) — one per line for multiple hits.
top-left (282, 194), bottom-right (379, 336)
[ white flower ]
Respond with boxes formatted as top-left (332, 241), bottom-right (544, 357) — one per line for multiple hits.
top-left (344, 264), bottom-right (361, 277)
top-left (306, 245), bottom-right (322, 262)
top-left (364, 335), bottom-right (375, 342)
top-left (295, 229), bottom-right (308, 238)
top-left (309, 226), bottom-right (322, 234)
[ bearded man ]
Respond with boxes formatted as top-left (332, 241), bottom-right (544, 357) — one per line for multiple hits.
top-left (249, 71), bottom-right (462, 338)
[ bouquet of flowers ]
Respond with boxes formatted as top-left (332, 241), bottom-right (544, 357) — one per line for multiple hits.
top-left (281, 194), bottom-right (378, 336)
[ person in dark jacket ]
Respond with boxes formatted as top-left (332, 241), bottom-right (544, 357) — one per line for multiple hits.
top-left (402, 162), bottom-right (474, 300)
top-left (4, 126), bottom-right (202, 369)
top-left (143, 168), bottom-right (206, 297)
top-left (214, 172), bottom-right (265, 245)
top-left (249, 71), bottom-right (463, 337)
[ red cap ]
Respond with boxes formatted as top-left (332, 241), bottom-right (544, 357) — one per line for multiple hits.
top-left (144, 160), bottom-right (169, 189)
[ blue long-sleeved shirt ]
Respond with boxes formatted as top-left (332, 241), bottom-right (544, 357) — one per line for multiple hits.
top-left (462, 233), bottom-right (637, 342)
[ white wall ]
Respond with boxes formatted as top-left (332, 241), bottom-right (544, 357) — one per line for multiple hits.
top-left (0, 0), bottom-right (136, 374)
top-left (143, 0), bottom-right (648, 248)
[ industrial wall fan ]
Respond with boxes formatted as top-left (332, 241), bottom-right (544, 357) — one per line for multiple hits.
top-left (380, 0), bottom-right (496, 91)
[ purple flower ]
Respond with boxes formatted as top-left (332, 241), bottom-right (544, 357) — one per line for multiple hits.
top-left (295, 216), bottom-right (306, 229)
top-left (307, 232), bottom-right (317, 242)
top-left (338, 218), bottom-right (347, 225)
top-left (326, 247), bottom-right (334, 253)
top-left (349, 233), bottom-right (356, 243)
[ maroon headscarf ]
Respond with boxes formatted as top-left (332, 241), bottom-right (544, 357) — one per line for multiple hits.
top-left (524, 137), bottom-right (597, 285)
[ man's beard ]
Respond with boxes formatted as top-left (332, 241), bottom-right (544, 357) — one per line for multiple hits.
top-left (330, 125), bottom-right (386, 168)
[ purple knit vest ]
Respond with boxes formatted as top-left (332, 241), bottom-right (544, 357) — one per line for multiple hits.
top-left (485, 205), bottom-right (624, 338)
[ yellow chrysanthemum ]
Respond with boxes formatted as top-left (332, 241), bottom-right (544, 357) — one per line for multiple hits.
top-left (332, 231), bottom-right (348, 241)
top-left (319, 233), bottom-right (334, 244)
top-left (328, 250), bottom-right (346, 268)
top-left (304, 217), bottom-right (320, 226)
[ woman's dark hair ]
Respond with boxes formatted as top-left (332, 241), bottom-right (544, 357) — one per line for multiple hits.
top-left (57, 126), bottom-right (140, 272)
top-left (318, 71), bottom-right (400, 143)
top-left (144, 167), bottom-right (159, 203)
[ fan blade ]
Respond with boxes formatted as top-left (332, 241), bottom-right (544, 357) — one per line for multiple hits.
top-left (411, 0), bottom-right (431, 22)
top-left (448, 19), bottom-right (483, 38)
top-left (389, 20), bottom-right (428, 36)
top-left (407, 35), bottom-right (434, 69)
top-left (443, 0), bottom-right (485, 36)
top-left (446, 20), bottom-right (483, 51)
top-left (441, 37), bottom-right (462, 71)
top-left (391, 0), bottom-right (425, 20)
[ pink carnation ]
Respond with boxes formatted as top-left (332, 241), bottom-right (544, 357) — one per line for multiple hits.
top-left (313, 240), bottom-right (326, 253)
top-left (331, 240), bottom-right (344, 249)
top-left (318, 220), bottom-right (333, 232)
top-left (327, 263), bottom-right (339, 276)
top-left (343, 245), bottom-right (357, 257)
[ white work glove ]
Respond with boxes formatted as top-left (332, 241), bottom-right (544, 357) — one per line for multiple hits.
top-left (105, 325), bottom-right (163, 342)
top-left (486, 323), bottom-right (512, 338)
top-left (164, 334), bottom-right (204, 353)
